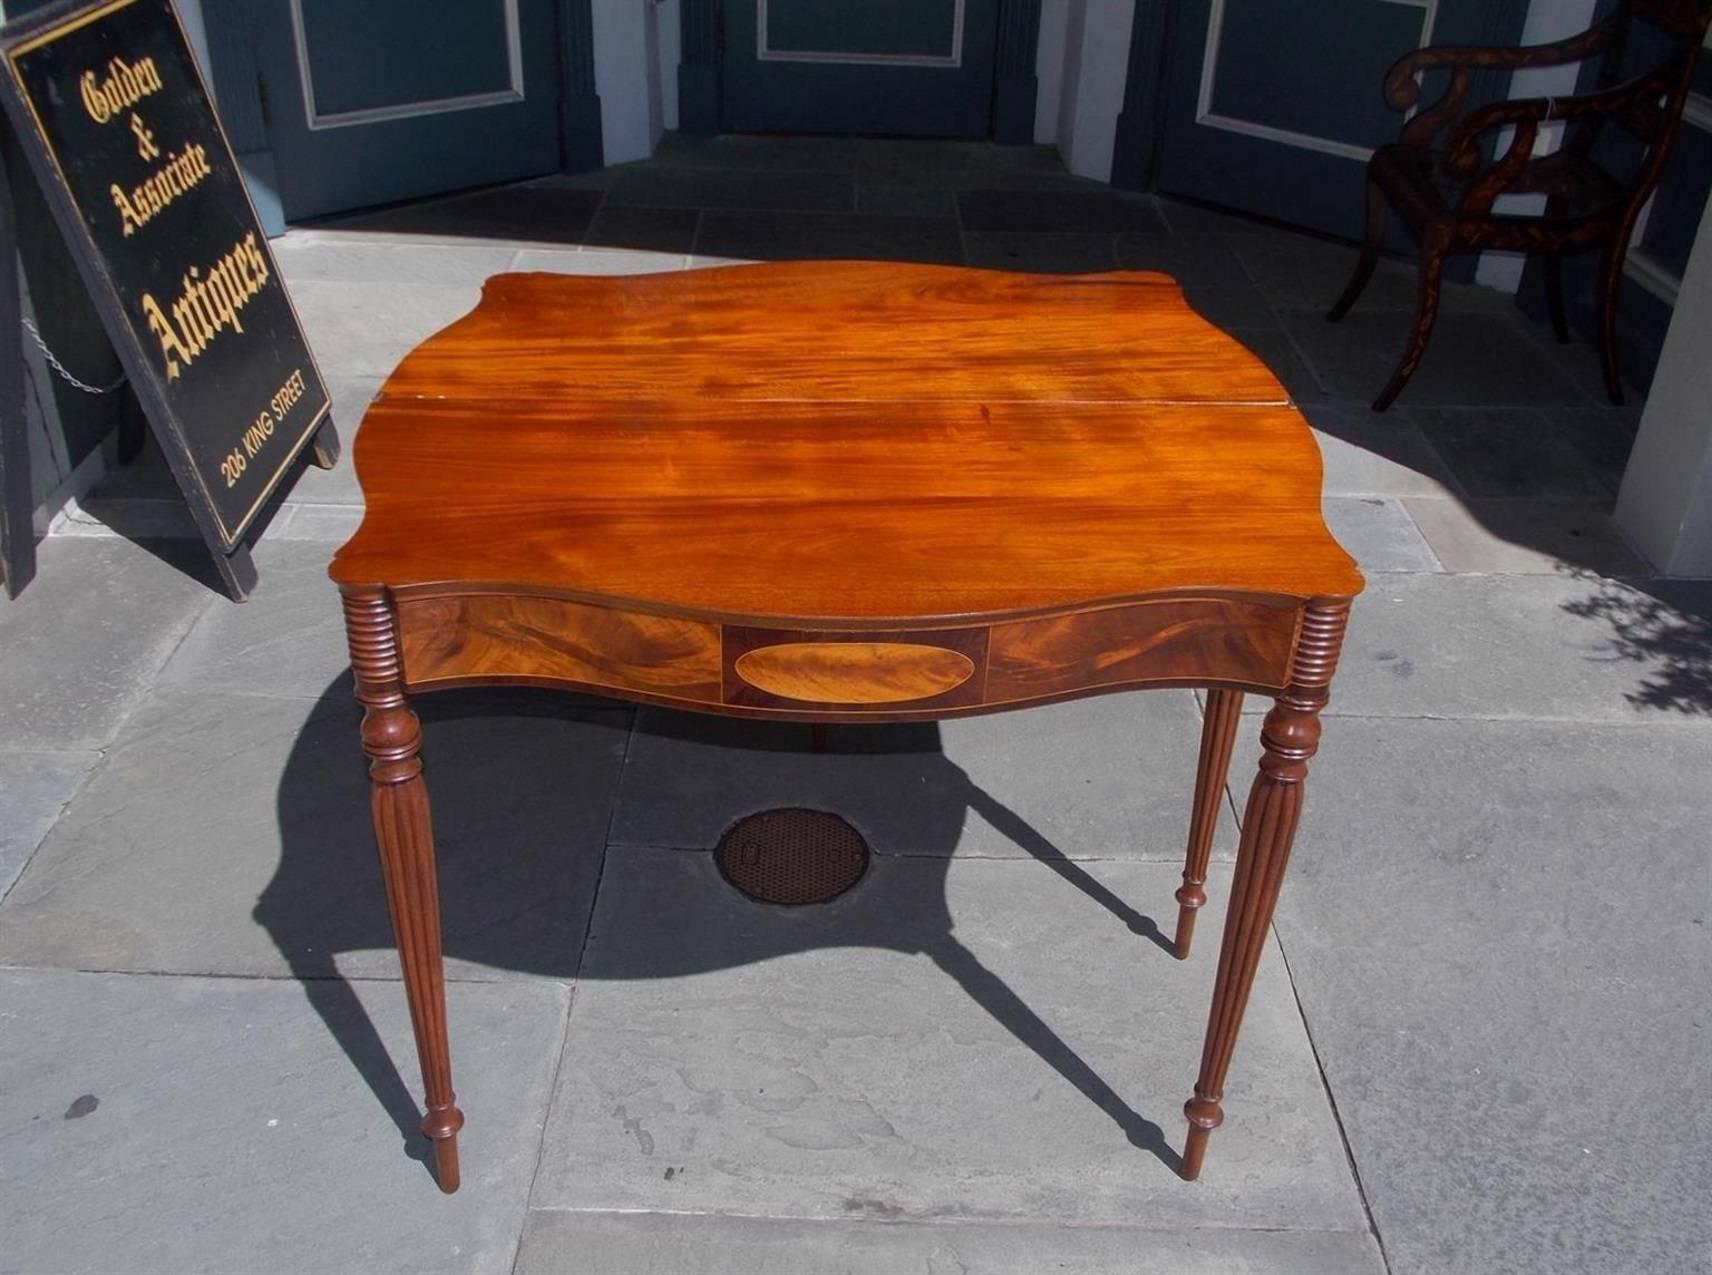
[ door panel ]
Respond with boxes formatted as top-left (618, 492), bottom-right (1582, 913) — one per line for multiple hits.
top-left (1157, 0), bottom-right (1529, 240)
top-left (723, 0), bottom-right (999, 136)
top-left (765, 0), bottom-right (961, 58)
top-left (294, 1), bottom-right (516, 117)
top-left (252, 0), bottom-right (562, 220)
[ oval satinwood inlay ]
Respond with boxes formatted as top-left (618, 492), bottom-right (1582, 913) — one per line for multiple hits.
top-left (734, 642), bottom-right (976, 704)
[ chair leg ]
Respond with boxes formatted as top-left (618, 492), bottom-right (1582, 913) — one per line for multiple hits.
top-left (1174, 689), bottom-right (1243, 960)
top-left (1372, 230), bottom-right (1448, 413)
top-left (1544, 253), bottom-right (1570, 344)
top-left (1596, 237), bottom-right (1627, 406)
top-left (1327, 178), bottom-right (1387, 323)
top-left (1542, 195), bottom-right (1570, 344)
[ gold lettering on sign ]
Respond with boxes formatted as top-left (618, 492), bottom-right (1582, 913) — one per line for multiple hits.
top-left (130, 113), bottom-right (160, 160)
top-left (79, 56), bottom-right (162, 123)
top-left (109, 141), bottom-right (212, 235)
top-left (139, 232), bottom-right (271, 380)
top-left (216, 370), bottom-right (305, 488)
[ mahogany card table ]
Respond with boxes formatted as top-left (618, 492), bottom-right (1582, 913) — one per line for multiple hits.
top-left (328, 260), bottom-right (1363, 1193)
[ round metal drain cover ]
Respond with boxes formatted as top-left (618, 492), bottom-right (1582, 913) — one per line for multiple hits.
top-left (715, 808), bottom-right (869, 905)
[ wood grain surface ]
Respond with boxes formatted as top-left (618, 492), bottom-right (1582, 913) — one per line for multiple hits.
top-left (733, 641), bottom-right (977, 703)
top-left (330, 261), bottom-right (1359, 619)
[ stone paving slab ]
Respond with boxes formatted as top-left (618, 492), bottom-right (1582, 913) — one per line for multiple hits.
top-left (511, 246), bottom-right (691, 274)
top-left (1323, 496), bottom-right (1442, 573)
top-left (1306, 404), bottom-right (1465, 499)
top-left (1408, 406), bottom-right (1615, 502)
top-left (1305, 572), bottom-right (1712, 724)
top-left (1114, 231), bottom-right (1252, 285)
top-left (289, 279), bottom-right (487, 378)
top-left (532, 851), bottom-right (1368, 1231)
top-left (1229, 329), bottom-right (1326, 403)
top-left (583, 207), bottom-right (703, 254)
top-left (514, 1210), bottom-right (1388, 1275)
top-left (1174, 282), bottom-right (1282, 332)
top-left (611, 691), bottom-right (1239, 861)
top-left (0, 688), bottom-right (629, 982)
top-left (658, 132), bottom-right (864, 172)
top-left (272, 235), bottom-right (520, 287)
top-left (607, 166), bottom-right (855, 212)
top-left (693, 210), bottom-right (965, 264)
top-left (1228, 231), bottom-right (1421, 313)
top-left (1282, 308), bottom-right (1592, 408)
top-left (277, 503), bottom-right (366, 541)
top-left (0, 748), bottom-right (98, 897)
top-left (157, 541), bottom-right (348, 701)
top-left (319, 182), bottom-right (602, 245)
top-left (1226, 230), bottom-right (1513, 315)
top-left (1401, 496), bottom-right (1645, 577)
top-left (0, 968), bottom-right (568, 1275)
top-left (963, 230), bottom-right (1119, 273)
top-left (0, 537), bottom-right (212, 751)
top-left (1274, 716), bottom-right (1712, 1275)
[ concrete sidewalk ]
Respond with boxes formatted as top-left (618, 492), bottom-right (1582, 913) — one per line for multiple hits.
top-left (2, 138), bottom-right (1708, 1275)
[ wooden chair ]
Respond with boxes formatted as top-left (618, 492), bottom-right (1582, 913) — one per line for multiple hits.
top-left (1327, 0), bottom-right (1712, 411)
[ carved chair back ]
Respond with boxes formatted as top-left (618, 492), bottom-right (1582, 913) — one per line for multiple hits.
top-left (1558, 0), bottom-right (1711, 212)
top-left (1384, 0), bottom-right (1710, 221)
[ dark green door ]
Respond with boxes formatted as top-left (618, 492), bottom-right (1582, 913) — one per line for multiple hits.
top-left (1155, 0), bottom-right (1530, 239)
top-left (722, 0), bottom-right (1000, 136)
top-left (240, 0), bottom-right (564, 220)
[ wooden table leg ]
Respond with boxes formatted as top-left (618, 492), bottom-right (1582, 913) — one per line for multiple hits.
top-left (1175, 689), bottom-right (1243, 960)
top-left (342, 587), bottom-right (465, 1193)
top-left (1182, 603), bottom-right (1347, 1180)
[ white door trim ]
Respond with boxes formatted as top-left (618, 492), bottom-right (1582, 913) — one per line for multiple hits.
top-left (288, 0), bottom-right (525, 131)
top-left (757, 0), bottom-right (966, 68)
top-left (1192, 0), bottom-right (1441, 163)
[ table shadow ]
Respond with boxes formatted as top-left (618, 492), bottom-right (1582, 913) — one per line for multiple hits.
top-left (259, 681), bottom-right (1188, 1185)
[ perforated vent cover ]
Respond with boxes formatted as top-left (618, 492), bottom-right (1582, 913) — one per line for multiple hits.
top-left (714, 808), bottom-right (870, 906)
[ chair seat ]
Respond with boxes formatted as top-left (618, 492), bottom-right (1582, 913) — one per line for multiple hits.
top-left (1371, 142), bottom-right (1625, 232)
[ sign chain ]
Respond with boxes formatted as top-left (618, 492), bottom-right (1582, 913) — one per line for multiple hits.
top-left (21, 315), bottom-right (126, 394)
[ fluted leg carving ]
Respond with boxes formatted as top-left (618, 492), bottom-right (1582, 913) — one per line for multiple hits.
top-left (1182, 603), bottom-right (1348, 1180)
top-left (341, 586), bottom-right (464, 1193)
top-left (1174, 689), bottom-right (1243, 960)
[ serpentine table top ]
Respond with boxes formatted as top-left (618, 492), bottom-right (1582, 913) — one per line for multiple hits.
top-left (328, 259), bottom-right (1363, 1192)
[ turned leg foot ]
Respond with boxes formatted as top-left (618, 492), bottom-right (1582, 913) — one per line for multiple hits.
top-left (1182, 1094), bottom-right (1223, 1180)
top-left (1182, 604), bottom-right (1346, 1179)
top-left (344, 587), bottom-right (465, 1193)
top-left (430, 1121), bottom-right (464, 1194)
top-left (1175, 689), bottom-right (1243, 960)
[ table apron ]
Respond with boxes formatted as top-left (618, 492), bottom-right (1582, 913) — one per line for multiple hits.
top-left (392, 592), bottom-right (1300, 717)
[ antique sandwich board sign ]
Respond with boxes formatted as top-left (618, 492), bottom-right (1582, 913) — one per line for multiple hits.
top-left (0, 0), bottom-right (337, 599)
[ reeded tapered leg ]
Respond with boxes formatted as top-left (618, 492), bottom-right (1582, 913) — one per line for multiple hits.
top-left (1327, 177), bottom-right (1387, 323)
top-left (1174, 689), bottom-right (1243, 960)
top-left (1182, 603), bottom-right (1347, 1180)
top-left (342, 587), bottom-right (465, 1193)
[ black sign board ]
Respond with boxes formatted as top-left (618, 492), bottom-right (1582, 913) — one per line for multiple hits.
top-left (0, 0), bottom-right (336, 598)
